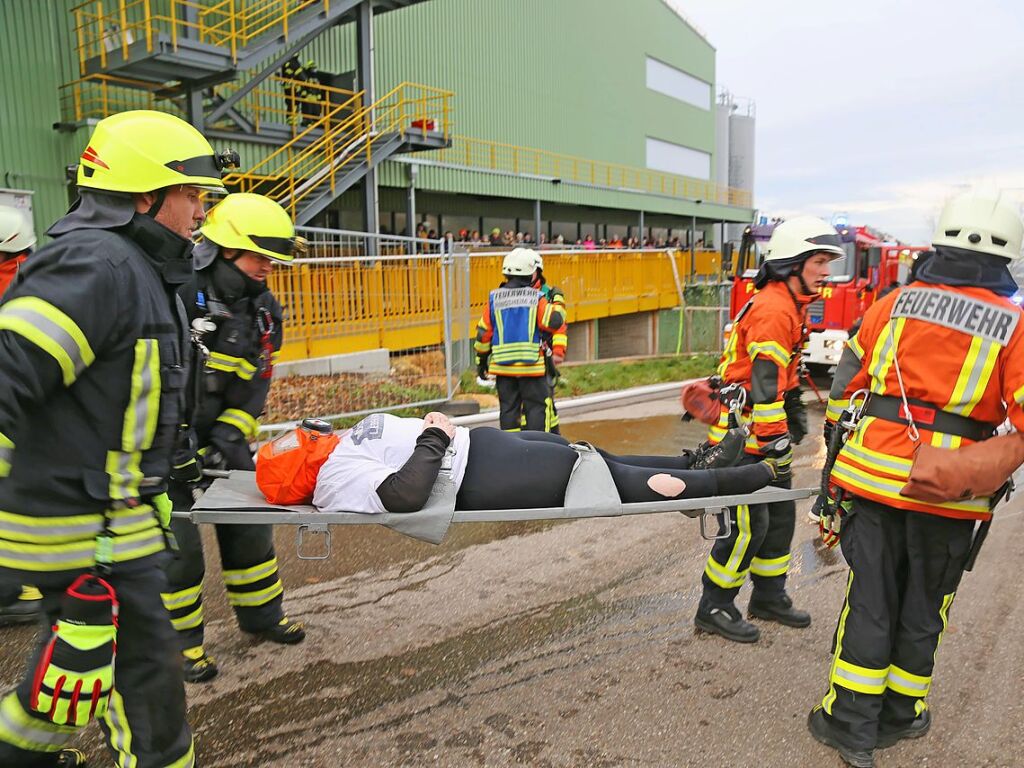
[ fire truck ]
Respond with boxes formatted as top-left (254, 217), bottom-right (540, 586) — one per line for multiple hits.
top-left (728, 219), bottom-right (926, 368)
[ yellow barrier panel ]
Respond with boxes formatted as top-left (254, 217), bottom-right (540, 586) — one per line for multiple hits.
top-left (268, 249), bottom-right (724, 362)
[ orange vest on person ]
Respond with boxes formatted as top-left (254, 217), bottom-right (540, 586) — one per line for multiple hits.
top-left (827, 282), bottom-right (1024, 520)
top-left (708, 280), bottom-right (813, 454)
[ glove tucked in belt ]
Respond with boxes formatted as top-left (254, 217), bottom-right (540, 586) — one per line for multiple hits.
top-left (30, 574), bottom-right (118, 726)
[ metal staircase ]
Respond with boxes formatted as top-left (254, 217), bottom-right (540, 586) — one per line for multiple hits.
top-left (64, 0), bottom-right (450, 230)
top-left (70, 0), bottom-right (426, 87)
top-left (222, 82), bottom-right (451, 225)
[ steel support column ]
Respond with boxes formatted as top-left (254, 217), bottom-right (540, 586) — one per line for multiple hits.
top-left (187, 89), bottom-right (205, 132)
top-left (406, 165), bottom-right (418, 255)
top-left (357, 0), bottom-right (379, 235)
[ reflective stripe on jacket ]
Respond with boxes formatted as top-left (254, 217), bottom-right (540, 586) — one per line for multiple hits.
top-left (475, 284), bottom-right (564, 377)
top-left (0, 214), bottom-right (191, 576)
top-left (827, 283), bottom-right (1024, 519)
top-left (710, 281), bottom-right (811, 454)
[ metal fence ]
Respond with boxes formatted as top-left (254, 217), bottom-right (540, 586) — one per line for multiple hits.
top-left (261, 231), bottom-right (729, 432)
top-left (262, 229), bottom-right (472, 431)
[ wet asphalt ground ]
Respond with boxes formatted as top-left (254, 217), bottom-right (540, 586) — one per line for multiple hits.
top-left (2, 396), bottom-right (1023, 767)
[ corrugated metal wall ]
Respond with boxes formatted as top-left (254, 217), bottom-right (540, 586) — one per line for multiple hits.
top-left (0, 0), bottom-right (83, 238)
top-left (310, 0), bottom-right (715, 164)
top-left (1, 0), bottom-right (738, 233)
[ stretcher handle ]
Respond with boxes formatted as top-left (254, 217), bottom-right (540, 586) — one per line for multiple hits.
top-left (297, 523), bottom-right (331, 560)
top-left (700, 506), bottom-right (731, 540)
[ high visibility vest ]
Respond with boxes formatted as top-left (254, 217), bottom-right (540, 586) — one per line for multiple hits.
top-left (829, 282), bottom-right (1024, 520)
top-left (475, 285), bottom-right (562, 377)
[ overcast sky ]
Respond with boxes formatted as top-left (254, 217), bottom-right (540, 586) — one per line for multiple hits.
top-left (672, 0), bottom-right (1024, 245)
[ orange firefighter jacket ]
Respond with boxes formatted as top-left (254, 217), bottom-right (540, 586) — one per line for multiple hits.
top-left (826, 282), bottom-right (1024, 520)
top-left (709, 280), bottom-right (814, 455)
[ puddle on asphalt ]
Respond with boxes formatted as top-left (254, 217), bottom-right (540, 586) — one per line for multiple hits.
top-left (190, 564), bottom-right (685, 767)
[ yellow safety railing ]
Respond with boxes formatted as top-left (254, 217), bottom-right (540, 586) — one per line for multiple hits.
top-left (58, 73), bottom-right (179, 123)
top-left (70, 0), bottom-right (330, 72)
top-left (269, 249), bottom-right (724, 361)
top-left (210, 75), bottom-right (358, 134)
top-left (223, 82), bottom-right (453, 220)
top-left (430, 136), bottom-right (752, 208)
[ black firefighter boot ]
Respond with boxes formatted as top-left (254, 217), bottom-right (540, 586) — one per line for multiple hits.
top-left (748, 591), bottom-right (811, 628)
top-left (694, 598), bottom-right (760, 643)
top-left (807, 706), bottom-right (874, 768)
top-left (876, 708), bottom-right (932, 749)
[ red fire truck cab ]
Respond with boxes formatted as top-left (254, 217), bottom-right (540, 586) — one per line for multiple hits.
top-left (729, 221), bottom-right (926, 368)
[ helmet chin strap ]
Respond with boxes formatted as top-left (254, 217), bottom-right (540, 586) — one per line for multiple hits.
top-left (792, 263), bottom-right (816, 296)
top-left (145, 188), bottom-right (168, 218)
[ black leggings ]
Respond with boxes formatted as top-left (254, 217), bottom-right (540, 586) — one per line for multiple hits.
top-left (455, 428), bottom-right (772, 511)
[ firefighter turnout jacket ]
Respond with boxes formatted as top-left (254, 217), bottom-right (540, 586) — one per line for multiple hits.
top-left (475, 277), bottom-right (565, 377)
top-left (826, 282), bottom-right (1024, 520)
top-left (183, 270), bottom-right (283, 464)
top-left (710, 280), bottom-right (813, 455)
top-left (539, 282), bottom-right (568, 355)
top-left (0, 209), bottom-right (191, 580)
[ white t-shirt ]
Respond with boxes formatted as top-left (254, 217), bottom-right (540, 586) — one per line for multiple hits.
top-left (312, 413), bottom-right (471, 515)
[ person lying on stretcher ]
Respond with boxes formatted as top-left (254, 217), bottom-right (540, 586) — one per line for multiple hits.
top-left (260, 412), bottom-right (786, 514)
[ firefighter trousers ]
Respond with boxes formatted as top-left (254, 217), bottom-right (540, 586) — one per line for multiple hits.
top-left (0, 562), bottom-right (195, 768)
top-left (518, 373), bottom-right (561, 433)
top-left (163, 482), bottom-right (285, 652)
top-left (700, 458), bottom-right (795, 606)
top-left (819, 497), bottom-right (974, 750)
top-left (497, 375), bottom-right (549, 432)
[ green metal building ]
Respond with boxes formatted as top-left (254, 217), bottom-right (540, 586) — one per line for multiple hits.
top-left (0, 0), bottom-right (753, 244)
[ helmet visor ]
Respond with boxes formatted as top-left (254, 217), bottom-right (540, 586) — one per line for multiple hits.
top-left (249, 234), bottom-right (307, 263)
top-left (163, 149), bottom-right (238, 190)
top-left (806, 232), bottom-right (843, 248)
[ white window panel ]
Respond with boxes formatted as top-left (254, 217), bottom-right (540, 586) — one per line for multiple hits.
top-left (645, 56), bottom-right (711, 110)
top-left (646, 136), bottom-right (710, 180)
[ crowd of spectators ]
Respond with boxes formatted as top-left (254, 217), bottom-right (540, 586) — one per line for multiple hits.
top-left (422, 226), bottom-right (688, 250)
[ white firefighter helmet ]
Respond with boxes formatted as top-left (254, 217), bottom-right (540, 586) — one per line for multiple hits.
top-left (931, 191), bottom-right (1023, 261)
top-left (754, 215), bottom-right (844, 289)
top-left (0, 205), bottom-right (35, 254)
top-left (762, 216), bottom-right (845, 264)
top-left (502, 247), bottom-right (541, 276)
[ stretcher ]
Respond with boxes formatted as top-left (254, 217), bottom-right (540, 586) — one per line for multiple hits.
top-left (176, 443), bottom-right (816, 558)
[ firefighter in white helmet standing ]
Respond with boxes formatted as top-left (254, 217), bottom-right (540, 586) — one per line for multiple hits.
top-left (694, 216), bottom-right (841, 643)
top-left (809, 191), bottom-right (1024, 767)
top-left (475, 248), bottom-right (566, 431)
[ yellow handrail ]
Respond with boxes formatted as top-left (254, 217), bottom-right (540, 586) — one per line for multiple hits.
top-left (224, 82), bottom-right (455, 219)
top-left (430, 136), bottom-right (751, 208)
top-left (69, 0), bottom-right (331, 69)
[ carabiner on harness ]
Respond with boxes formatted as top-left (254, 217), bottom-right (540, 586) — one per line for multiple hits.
top-left (256, 307), bottom-right (275, 380)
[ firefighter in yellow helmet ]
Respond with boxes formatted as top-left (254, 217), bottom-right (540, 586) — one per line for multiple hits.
top-left (163, 193), bottom-right (305, 684)
top-left (0, 110), bottom-right (235, 767)
top-left (809, 191), bottom-right (1024, 767)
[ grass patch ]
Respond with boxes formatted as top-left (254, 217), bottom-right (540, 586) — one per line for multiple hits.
top-left (460, 353), bottom-right (716, 398)
top-left (267, 354), bottom-right (716, 428)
